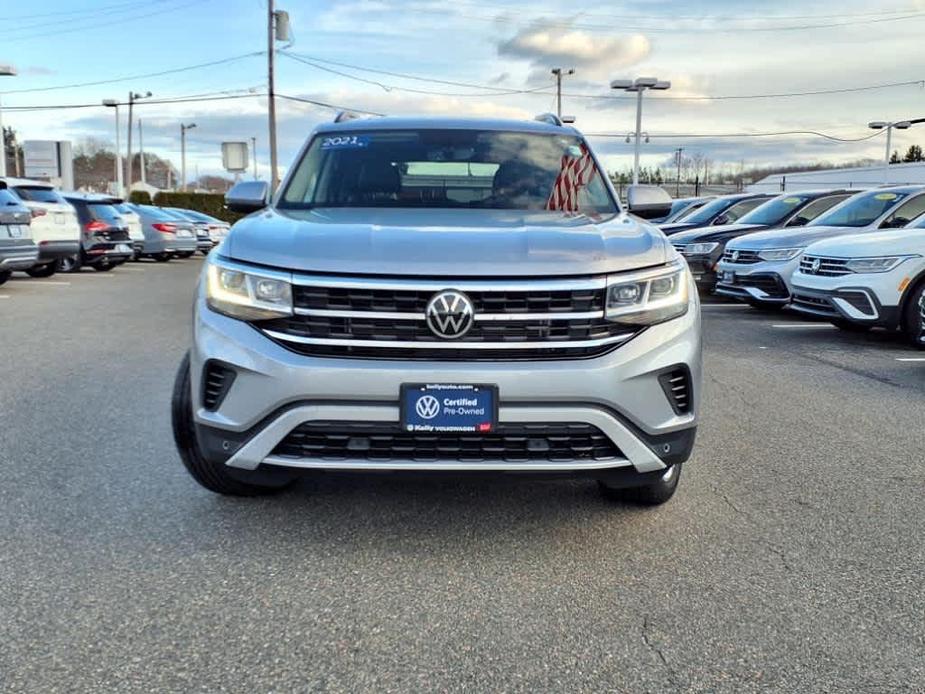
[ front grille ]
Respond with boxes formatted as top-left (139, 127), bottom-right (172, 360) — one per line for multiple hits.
top-left (659, 367), bottom-right (692, 415)
top-left (258, 275), bottom-right (637, 361)
top-left (293, 285), bottom-right (603, 314)
top-left (731, 273), bottom-right (789, 298)
top-left (201, 361), bottom-right (236, 411)
top-left (722, 249), bottom-right (760, 264)
top-left (271, 421), bottom-right (622, 463)
top-left (799, 255), bottom-right (853, 276)
top-left (792, 293), bottom-right (839, 317)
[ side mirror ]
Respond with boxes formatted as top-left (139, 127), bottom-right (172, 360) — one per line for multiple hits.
top-left (787, 216), bottom-right (809, 227)
top-left (225, 180), bottom-right (270, 214)
top-left (712, 214), bottom-right (730, 226)
top-left (626, 185), bottom-right (673, 221)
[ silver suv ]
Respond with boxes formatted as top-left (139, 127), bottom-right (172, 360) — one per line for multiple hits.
top-left (171, 115), bottom-right (702, 505)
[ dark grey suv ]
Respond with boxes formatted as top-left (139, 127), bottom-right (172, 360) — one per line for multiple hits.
top-left (0, 187), bottom-right (37, 285)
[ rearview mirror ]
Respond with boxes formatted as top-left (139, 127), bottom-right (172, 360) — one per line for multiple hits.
top-left (225, 181), bottom-right (270, 214)
top-left (626, 185), bottom-right (673, 221)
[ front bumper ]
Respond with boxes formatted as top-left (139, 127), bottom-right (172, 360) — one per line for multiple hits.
top-left (683, 256), bottom-right (720, 293)
top-left (715, 257), bottom-right (799, 304)
top-left (790, 271), bottom-right (902, 328)
top-left (37, 240), bottom-right (81, 262)
top-left (0, 242), bottom-right (40, 271)
top-left (190, 283), bottom-right (702, 475)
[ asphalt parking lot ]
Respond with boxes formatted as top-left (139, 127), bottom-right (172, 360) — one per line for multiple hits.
top-left (1, 258), bottom-right (923, 693)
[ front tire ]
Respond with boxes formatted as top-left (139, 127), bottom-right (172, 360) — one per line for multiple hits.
top-left (57, 254), bottom-right (82, 273)
top-left (176, 251), bottom-right (194, 259)
top-left (901, 282), bottom-right (925, 349)
top-left (26, 263), bottom-right (57, 278)
top-left (598, 464), bottom-right (682, 506)
top-left (0, 271), bottom-right (10, 286)
top-left (93, 262), bottom-right (114, 272)
top-left (171, 352), bottom-right (295, 496)
top-left (155, 253), bottom-right (171, 262)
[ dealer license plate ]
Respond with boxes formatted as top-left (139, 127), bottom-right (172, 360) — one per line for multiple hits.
top-left (401, 384), bottom-right (498, 433)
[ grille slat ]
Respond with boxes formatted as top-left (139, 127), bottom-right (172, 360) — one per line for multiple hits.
top-left (722, 249), bottom-right (761, 265)
top-left (201, 362), bottom-right (236, 411)
top-left (272, 422), bottom-right (622, 463)
top-left (658, 368), bottom-right (692, 415)
top-left (799, 255), bottom-right (853, 277)
top-left (259, 277), bottom-right (636, 361)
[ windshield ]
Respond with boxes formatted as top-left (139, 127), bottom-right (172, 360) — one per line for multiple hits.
top-left (809, 190), bottom-right (909, 228)
top-left (279, 129), bottom-right (617, 213)
top-left (738, 194), bottom-right (811, 226)
top-left (12, 185), bottom-right (66, 204)
top-left (677, 196), bottom-right (740, 225)
top-left (137, 205), bottom-right (179, 221)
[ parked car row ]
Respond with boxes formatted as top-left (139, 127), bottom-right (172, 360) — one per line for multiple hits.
top-left (0, 176), bottom-right (230, 285)
top-left (666, 186), bottom-right (925, 348)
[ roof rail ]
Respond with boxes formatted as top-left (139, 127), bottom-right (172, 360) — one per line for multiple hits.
top-left (534, 113), bottom-right (563, 126)
top-left (334, 110), bottom-right (362, 123)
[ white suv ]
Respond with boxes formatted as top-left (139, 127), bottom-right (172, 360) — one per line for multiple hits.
top-left (790, 216), bottom-right (925, 347)
top-left (0, 177), bottom-right (80, 278)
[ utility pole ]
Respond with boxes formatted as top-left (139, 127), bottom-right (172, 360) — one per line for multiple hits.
top-left (180, 122), bottom-right (196, 192)
top-left (0, 64), bottom-right (17, 178)
top-left (268, 0), bottom-right (279, 191)
top-left (126, 91), bottom-right (151, 192)
top-left (251, 136), bottom-right (258, 179)
top-left (550, 68), bottom-right (574, 119)
top-left (138, 119), bottom-right (146, 186)
top-left (102, 100), bottom-right (123, 195)
top-left (674, 147), bottom-right (684, 197)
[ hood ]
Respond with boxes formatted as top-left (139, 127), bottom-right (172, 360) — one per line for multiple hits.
top-left (224, 207), bottom-right (669, 277)
top-left (728, 225), bottom-right (872, 251)
top-left (668, 223), bottom-right (764, 246)
top-left (804, 228), bottom-right (925, 257)
top-left (659, 222), bottom-right (700, 235)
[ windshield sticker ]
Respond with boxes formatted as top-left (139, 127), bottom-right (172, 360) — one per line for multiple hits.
top-left (874, 193), bottom-right (898, 201)
top-left (321, 135), bottom-right (370, 150)
top-left (783, 197), bottom-right (802, 203)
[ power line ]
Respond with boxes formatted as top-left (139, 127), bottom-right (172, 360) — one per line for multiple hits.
top-left (4, 0), bottom-right (161, 21)
top-left (276, 93), bottom-right (385, 116)
top-left (281, 52), bottom-right (925, 103)
top-left (3, 0), bottom-right (212, 43)
top-left (2, 52), bottom-right (265, 95)
top-left (435, 0), bottom-right (921, 22)
top-left (586, 129), bottom-right (890, 143)
top-left (402, 5), bottom-right (925, 32)
top-left (10, 0), bottom-right (177, 32)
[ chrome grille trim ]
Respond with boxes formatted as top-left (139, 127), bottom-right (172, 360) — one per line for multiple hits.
top-left (262, 329), bottom-right (634, 350)
top-left (289, 274), bottom-right (608, 292)
top-left (292, 307), bottom-right (605, 321)
top-left (799, 255), bottom-right (853, 276)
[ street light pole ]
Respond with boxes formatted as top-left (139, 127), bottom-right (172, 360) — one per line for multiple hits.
top-left (869, 120), bottom-right (913, 183)
top-left (550, 68), bottom-right (574, 119)
top-left (610, 77), bottom-right (671, 186)
top-left (103, 100), bottom-right (123, 195)
top-left (0, 64), bottom-right (17, 178)
top-left (180, 122), bottom-right (197, 192)
top-left (126, 91), bottom-right (151, 192)
top-left (251, 136), bottom-right (258, 179)
top-left (674, 147), bottom-right (684, 197)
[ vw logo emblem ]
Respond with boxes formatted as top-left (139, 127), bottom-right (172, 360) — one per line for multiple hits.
top-left (811, 258), bottom-right (822, 274)
top-left (415, 395), bottom-right (441, 419)
top-left (731, 250), bottom-right (740, 262)
top-left (425, 290), bottom-right (475, 339)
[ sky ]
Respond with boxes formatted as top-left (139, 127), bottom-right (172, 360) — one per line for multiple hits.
top-left (3, 0), bottom-right (925, 185)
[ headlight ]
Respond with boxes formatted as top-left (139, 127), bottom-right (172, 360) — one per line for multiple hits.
top-left (206, 260), bottom-right (293, 320)
top-left (606, 260), bottom-right (690, 325)
top-left (844, 256), bottom-right (918, 273)
top-left (757, 248), bottom-right (802, 262)
top-left (684, 242), bottom-right (718, 255)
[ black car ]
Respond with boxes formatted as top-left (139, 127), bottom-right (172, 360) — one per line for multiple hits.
top-left (659, 192), bottom-right (775, 236)
top-left (670, 189), bottom-right (856, 293)
top-left (648, 195), bottom-right (714, 224)
top-left (0, 187), bottom-right (38, 286)
top-left (60, 194), bottom-right (134, 272)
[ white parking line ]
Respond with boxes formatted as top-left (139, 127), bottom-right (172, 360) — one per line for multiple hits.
top-left (0, 295), bottom-right (9, 299)
top-left (896, 357), bottom-right (925, 362)
top-left (771, 324), bottom-right (835, 329)
top-left (18, 280), bottom-right (70, 286)
top-left (702, 304), bottom-right (750, 308)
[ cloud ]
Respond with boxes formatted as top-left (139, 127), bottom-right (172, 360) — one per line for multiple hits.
top-left (498, 20), bottom-right (650, 84)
